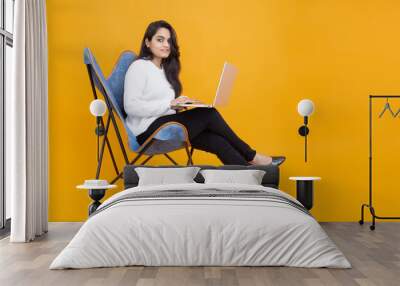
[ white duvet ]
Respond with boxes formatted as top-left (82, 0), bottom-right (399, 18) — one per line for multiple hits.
top-left (50, 183), bottom-right (351, 269)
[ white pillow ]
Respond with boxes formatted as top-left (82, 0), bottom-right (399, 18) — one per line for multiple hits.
top-left (135, 167), bottom-right (201, 186)
top-left (200, 169), bottom-right (266, 185)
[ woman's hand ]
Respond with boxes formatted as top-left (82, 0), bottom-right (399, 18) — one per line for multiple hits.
top-left (170, 95), bottom-right (199, 107)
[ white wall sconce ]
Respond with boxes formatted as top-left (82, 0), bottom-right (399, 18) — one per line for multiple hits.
top-left (297, 99), bottom-right (315, 162)
top-left (89, 99), bottom-right (107, 162)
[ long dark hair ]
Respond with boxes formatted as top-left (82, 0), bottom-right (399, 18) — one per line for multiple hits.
top-left (138, 20), bottom-right (182, 98)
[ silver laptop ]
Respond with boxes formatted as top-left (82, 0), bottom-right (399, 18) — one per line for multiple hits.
top-left (174, 62), bottom-right (238, 108)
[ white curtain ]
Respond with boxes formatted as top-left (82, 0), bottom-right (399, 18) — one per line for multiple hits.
top-left (7, 0), bottom-right (49, 242)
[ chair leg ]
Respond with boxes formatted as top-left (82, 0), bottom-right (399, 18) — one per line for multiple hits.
top-left (110, 152), bottom-right (143, 184)
top-left (110, 141), bottom-right (154, 184)
top-left (141, 155), bottom-right (154, 165)
top-left (103, 123), bottom-right (119, 176)
top-left (186, 145), bottom-right (194, 166)
top-left (106, 104), bottom-right (130, 165)
top-left (88, 65), bottom-right (125, 176)
top-left (130, 152), bottom-right (145, 165)
top-left (96, 114), bottom-right (112, 179)
top-left (164, 153), bottom-right (178, 165)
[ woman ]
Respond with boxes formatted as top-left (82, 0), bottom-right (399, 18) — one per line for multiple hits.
top-left (124, 20), bottom-right (273, 165)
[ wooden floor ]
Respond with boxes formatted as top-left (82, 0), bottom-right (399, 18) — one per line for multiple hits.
top-left (0, 222), bottom-right (399, 286)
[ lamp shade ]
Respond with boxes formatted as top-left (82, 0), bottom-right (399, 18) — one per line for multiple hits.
top-left (297, 99), bottom-right (314, 116)
top-left (89, 99), bottom-right (107, 117)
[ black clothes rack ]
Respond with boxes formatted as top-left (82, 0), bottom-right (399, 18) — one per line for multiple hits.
top-left (359, 95), bottom-right (400, 230)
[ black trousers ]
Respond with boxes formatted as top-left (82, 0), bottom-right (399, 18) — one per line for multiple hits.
top-left (136, 107), bottom-right (256, 165)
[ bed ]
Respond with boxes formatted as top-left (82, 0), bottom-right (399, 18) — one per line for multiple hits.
top-left (50, 164), bottom-right (351, 269)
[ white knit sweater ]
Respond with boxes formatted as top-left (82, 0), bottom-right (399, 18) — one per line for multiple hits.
top-left (123, 59), bottom-right (176, 136)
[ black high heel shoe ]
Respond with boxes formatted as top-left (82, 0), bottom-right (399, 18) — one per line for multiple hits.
top-left (271, 156), bottom-right (286, 166)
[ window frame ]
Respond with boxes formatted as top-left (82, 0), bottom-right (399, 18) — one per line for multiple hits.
top-left (0, 0), bottom-right (14, 233)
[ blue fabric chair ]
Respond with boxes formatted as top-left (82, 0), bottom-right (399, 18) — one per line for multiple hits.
top-left (84, 48), bottom-right (194, 183)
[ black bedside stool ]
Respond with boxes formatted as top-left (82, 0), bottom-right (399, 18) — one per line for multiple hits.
top-left (77, 180), bottom-right (117, 215)
top-left (289, 176), bottom-right (321, 210)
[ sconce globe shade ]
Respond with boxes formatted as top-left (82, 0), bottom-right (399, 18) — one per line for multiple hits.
top-left (90, 99), bottom-right (107, 117)
top-left (297, 99), bottom-right (314, 117)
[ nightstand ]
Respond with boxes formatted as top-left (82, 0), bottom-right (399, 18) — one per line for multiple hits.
top-left (289, 176), bottom-right (321, 210)
top-left (77, 180), bottom-right (117, 215)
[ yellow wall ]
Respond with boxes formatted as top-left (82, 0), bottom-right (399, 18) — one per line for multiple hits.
top-left (47, 0), bottom-right (400, 222)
